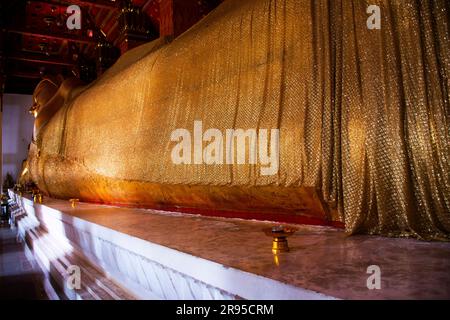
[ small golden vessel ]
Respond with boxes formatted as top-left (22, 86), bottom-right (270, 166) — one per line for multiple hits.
top-left (263, 225), bottom-right (298, 254)
top-left (69, 199), bottom-right (80, 208)
top-left (33, 193), bottom-right (43, 204)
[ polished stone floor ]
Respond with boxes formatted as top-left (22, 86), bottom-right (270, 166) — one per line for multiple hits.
top-left (0, 224), bottom-right (50, 299)
top-left (37, 197), bottom-right (450, 300)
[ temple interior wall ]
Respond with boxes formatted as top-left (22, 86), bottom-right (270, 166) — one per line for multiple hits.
top-left (2, 94), bottom-right (34, 183)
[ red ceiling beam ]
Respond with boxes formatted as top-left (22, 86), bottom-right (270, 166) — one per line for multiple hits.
top-left (27, 0), bottom-right (119, 10)
top-left (7, 52), bottom-right (76, 66)
top-left (8, 71), bottom-right (42, 79)
top-left (99, 10), bottom-right (115, 30)
top-left (8, 27), bottom-right (96, 45)
top-left (142, 0), bottom-right (154, 12)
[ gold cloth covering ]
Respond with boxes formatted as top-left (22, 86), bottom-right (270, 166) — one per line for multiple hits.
top-left (27, 0), bottom-right (450, 240)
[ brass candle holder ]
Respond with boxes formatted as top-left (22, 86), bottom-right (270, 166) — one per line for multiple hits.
top-left (33, 192), bottom-right (43, 204)
top-left (69, 199), bottom-right (79, 208)
top-left (263, 225), bottom-right (298, 254)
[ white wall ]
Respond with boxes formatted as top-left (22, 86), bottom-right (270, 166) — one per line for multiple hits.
top-left (2, 94), bottom-right (34, 183)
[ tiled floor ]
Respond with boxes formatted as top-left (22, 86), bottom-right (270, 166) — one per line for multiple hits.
top-left (0, 224), bottom-right (49, 300)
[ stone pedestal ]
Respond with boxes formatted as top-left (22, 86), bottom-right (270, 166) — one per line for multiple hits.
top-left (9, 191), bottom-right (330, 300)
top-left (9, 190), bottom-right (450, 300)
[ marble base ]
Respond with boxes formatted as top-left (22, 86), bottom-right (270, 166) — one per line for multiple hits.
top-left (9, 190), bottom-right (450, 300)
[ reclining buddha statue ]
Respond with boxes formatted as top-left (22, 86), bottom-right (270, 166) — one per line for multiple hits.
top-left (24, 0), bottom-right (449, 240)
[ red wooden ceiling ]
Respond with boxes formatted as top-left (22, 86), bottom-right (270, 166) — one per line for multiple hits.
top-left (2, 0), bottom-right (223, 94)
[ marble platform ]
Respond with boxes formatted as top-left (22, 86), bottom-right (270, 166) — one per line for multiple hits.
top-left (8, 190), bottom-right (450, 300)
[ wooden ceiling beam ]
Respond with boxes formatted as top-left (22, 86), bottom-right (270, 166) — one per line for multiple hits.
top-left (7, 27), bottom-right (96, 45)
top-left (8, 71), bottom-right (42, 79)
top-left (6, 52), bottom-right (76, 66)
top-left (142, 0), bottom-right (154, 12)
top-left (27, 0), bottom-right (119, 10)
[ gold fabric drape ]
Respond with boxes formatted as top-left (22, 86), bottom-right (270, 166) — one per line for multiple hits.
top-left (28, 0), bottom-right (450, 240)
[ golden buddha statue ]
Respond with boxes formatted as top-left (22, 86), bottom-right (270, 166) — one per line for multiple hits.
top-left (24, 0), bottom-right (450, 240)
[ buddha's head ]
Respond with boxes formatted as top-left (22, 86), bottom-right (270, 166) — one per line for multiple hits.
top-left (29, 76), bottom-right (62, 119)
